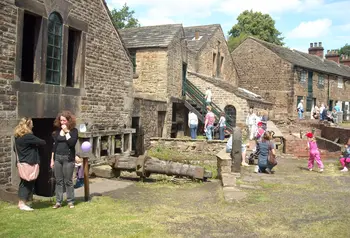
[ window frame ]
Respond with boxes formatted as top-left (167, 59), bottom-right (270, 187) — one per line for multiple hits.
top-left (338, 77), bottom-right (343, 88)
top-left (46, 12), bottom-right (63, 85)
top-left (318, 74), bottom-right (324, 88)
top-left (299, 71), bottom-right (306, 83)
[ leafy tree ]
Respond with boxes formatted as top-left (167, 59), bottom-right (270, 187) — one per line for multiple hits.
top-left (228, 10), bottom-right (284, 51)
top-left (110, 3), bottom-right (140, 29)
top-left (339, 43), bottom-right (350, 56)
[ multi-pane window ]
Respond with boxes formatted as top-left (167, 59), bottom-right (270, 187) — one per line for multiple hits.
top-left (318, 74), bottom-right (324, 87)
top-left (46, 12), bottom-right (62, 85)
top-left (338, 77), bottom-right (343, 88)
top-left (130, 51), bottom-right (136, 73)
top-left (299, 71), bottom-right (306, 82)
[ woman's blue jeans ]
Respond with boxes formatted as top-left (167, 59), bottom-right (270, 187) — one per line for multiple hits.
top-left (219, 126), bottom-right (225, 140)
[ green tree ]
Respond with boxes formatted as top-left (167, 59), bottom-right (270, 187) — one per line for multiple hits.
top-left (339, 43), bottom-right (350, 56)
top-left (228, 10), bottom-right (284, 51)
top-left (110, 3), bottom-right (140, 29)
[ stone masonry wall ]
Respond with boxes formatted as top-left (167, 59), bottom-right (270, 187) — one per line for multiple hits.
top-left (193, 29), bottom-right (239, 86)
top-left (187, 74), bottom-right (249, 125)
top-left (0, 0), bottom-right (20, 184)
top-left (232, 38), bottom-right (294, 119)
top-left (134, 48), bottom-right (168, 101)
top-left (69, 0), bottom-right (134, 127)
top-left (0, 0), bottom-right (134, 184)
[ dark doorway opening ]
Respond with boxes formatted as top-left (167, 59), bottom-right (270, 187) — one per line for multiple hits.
top-left (32, 118), bottom-right (55, 197)
top-left (21, 12), bottom-right (42, 82)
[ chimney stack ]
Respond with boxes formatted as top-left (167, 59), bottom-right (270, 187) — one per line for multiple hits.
top-left (194, 30), bottom-right (200, 40)
top-left (340, 54), bottom-right (350, 67)
top-left (308, 41), bottom-right (324, 58)
top-left (325, 49), bottom-right (340, 63)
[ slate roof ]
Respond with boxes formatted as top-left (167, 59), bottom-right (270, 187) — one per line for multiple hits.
top-left (250, 37), bottom-right (350, 78)
top-left (184, 24), bottom-right (221, 52)
top-left (118, 24), bottom-right (183, 49)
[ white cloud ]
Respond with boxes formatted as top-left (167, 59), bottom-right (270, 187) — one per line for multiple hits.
top-left (286, 19), bottom-right (332, 39)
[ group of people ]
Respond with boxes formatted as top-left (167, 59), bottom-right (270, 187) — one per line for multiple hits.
top-left (188, 106), bottom-right (227, 141)
top-left (14, 111), bottom-right (83, 211)
top-left (246, 108), bottom-right (268, 140)
top-left (297, 100), bottom-right (341, 123)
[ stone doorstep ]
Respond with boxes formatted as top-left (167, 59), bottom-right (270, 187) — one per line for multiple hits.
top-left (91, 165), bottom-right (116, 178)
top-left (239, 184), bottom-right (262, 190)
top-left (221, 173), bottom-right (236, 187)
top-left (222, 187), bottom-right (247, 202)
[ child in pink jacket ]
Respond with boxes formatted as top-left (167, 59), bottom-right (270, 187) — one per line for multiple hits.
top-left (306, 132), bottom-right (324, 172)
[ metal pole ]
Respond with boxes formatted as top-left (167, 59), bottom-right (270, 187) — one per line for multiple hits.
top-left (83, 157), bottom-right (89, 202)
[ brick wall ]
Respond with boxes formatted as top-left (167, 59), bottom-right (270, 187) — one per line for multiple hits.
top-left (321, 126), bottom-right (350, 145)
top-left (192, 29), bottom-right (238, 86)
top-left (232, 38), bottom-right (294, 119)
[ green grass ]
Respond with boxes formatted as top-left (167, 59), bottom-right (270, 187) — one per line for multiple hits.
top-left (0, 197), bottom-right (169, 238)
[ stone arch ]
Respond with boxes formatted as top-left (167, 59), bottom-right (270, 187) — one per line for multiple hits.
top-left (224, 105), bottom-right (236, 127)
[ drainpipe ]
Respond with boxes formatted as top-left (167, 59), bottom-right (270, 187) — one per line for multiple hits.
top-left (327, 75), bottom-right (330, 105)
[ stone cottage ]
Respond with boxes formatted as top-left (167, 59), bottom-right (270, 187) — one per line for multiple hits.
top-left (232, 37), bottom-right (350, 119)
top-left (0, 0), bottom-right (134, 187)
top-left (184, 25), bottom-right (273, 127)
top-left (119, 24), bottom-right (187, 149)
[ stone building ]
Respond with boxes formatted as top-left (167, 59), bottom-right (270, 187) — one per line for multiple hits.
top-left (0, 0), bottom-right (134, 186)
top-left (232, 37), bottom-right (350, 119)
top-left (184, 25), bottom-right (273, 126)
top-left (119, 24), bottom-right (187, 149)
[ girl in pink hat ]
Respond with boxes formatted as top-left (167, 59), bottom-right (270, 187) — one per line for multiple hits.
top-left (305, 132), bottom-right (324, 172)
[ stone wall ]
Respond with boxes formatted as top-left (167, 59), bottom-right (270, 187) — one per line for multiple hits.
top-left (187, 72), bottom-right (273, 126)
top-left (0, 0), bottom-right (134, 184)
top-left (321, 126), bottom-right (350, 145)
top-left (134, 48), bottom-right (168, 101)
top-left (232, 38), bottom-right (294, 119)
top-left (0, 1), bottom-right (22, 184)
top-left (189, 28), bottom-right (238, 86)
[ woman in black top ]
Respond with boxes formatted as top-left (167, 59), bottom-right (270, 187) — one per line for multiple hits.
top-left (14, 117), bottom-right (46, 211)
top-left (50, 111), bottom-right (78, 209)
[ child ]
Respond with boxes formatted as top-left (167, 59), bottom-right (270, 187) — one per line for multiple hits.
top-left (340, 138), bottom-right (350, 172)
top-left (74, 154), bottom-right (84, 188)
top-left (305, 132), bottom-right (324, 172)
top-left (255, 122), bottom-right (265, 141)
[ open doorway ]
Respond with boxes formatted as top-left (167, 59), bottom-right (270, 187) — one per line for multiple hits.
top-left (32, 118), bottom-right (55, 197)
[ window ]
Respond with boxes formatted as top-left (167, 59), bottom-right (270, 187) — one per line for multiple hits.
top-left (299, 71), bottom-right (306, 82)
top-left (317, 74), bottom-right (324, 87)
top-left (212, 53), bottom-right (217, 76)
top-left (67, 27), bottom-right (82, 87)
top-left (130, 50), bottom-right (136, 73)
top-left (338, 77), bottom-right (343, 88)
top-left (21, 12), bottom-right (42, 82)
top-left (46, 12), bottom-right (63, 85)
top-left (329, 100), bottom-right (333, 111)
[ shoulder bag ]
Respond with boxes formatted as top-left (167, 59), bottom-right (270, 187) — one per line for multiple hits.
top-left (14, 142), bottom-right (40, 181)
top-left (268, 141), bottom-right (277, 165)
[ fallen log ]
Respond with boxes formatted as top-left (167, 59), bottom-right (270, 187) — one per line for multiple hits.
top-left (109, 155), bottom-right (212, 180)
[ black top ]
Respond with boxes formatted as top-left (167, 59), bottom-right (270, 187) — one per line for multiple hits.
top-left (52, 128), bottom-right (78, 161)
top-left (15, 134), bottom-right (46, 165)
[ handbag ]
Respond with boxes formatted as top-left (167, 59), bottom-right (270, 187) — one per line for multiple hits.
top-left (268, 142), bottom-right (277, 165)
top-left (14, 142), bottom-right (40, 181)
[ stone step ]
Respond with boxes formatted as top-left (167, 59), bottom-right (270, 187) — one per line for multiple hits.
top-left (91, 165), bottom-right (117, 178)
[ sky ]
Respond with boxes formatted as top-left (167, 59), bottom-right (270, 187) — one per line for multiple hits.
top-left (105, 0), bottom-right (350, 53)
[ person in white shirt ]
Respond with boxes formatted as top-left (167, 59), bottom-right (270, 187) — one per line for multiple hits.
top-left (188, 111), bottom-right (198, 139)
top-left (297, 100), bottom-right (304, 119)
top-left (319, 103), bottom-right (325, 120)
top-left (217, 112), bottom-right (226, 140)
top-left (205, 87), bottom-right (212, 105)
top-left (246, 108), bottom-right (258, 140)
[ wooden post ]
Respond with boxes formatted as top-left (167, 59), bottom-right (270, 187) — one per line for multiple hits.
top-left (231, 127), bottom-right (242, 173)
top-left (83, 157), bottom-right (89, 202)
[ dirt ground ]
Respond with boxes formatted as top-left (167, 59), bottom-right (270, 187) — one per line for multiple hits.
top-left (103, 155), bottom-right (350, 238)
